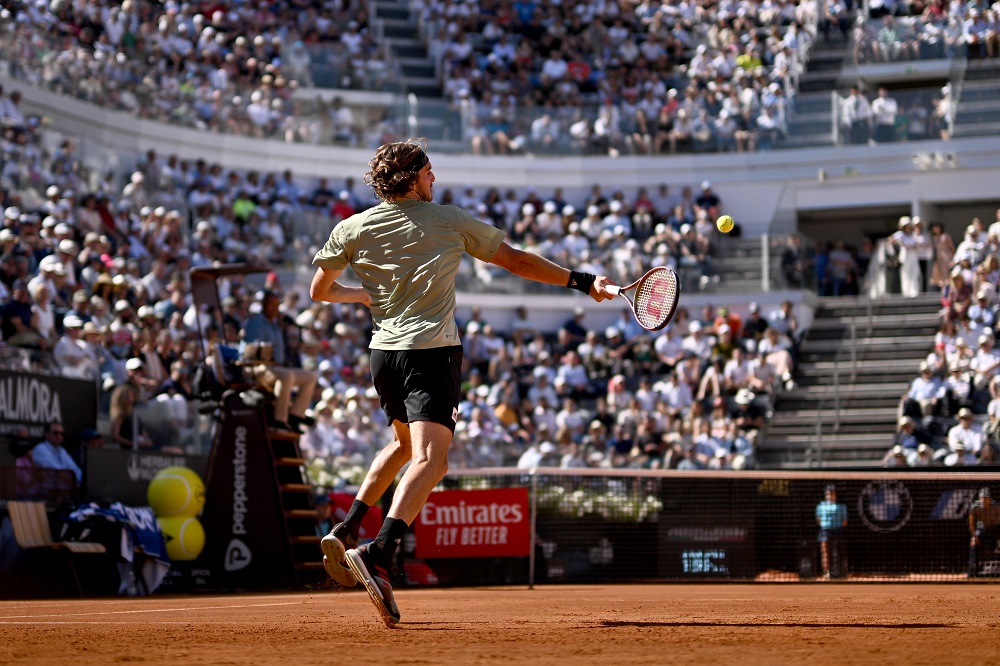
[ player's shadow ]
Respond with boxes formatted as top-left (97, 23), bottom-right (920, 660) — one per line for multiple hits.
top-left (598, 620), bottom-right (957, 629)
top-left (398, 622), bottom-right (466, 630)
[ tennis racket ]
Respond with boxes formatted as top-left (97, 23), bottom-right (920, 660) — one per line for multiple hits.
top-left (606, 266), bottom-right (680, 331)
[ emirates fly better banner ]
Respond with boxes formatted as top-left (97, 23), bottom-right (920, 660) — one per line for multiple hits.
top-left (413, 488), bottom-right (530, 558)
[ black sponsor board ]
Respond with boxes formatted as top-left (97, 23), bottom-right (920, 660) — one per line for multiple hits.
top-left (0, 369), bottom-right (96, 460)
top-left (658, 477), bottom-right (756, 578)
top-left (85, 449), bottom-right (208, 506)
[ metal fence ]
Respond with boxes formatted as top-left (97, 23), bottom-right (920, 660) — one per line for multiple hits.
top-left (404, 468), bottom-right (1000, 585)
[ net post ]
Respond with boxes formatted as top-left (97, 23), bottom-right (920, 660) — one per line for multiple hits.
top-left (528, 469), bottom-right (538, 589)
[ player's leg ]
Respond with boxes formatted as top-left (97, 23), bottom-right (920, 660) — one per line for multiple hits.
top-left (819, 539), bottom-right (830, 578)
top-left (346, 346), bottom-right (461, 626)
top-left (384, 420), bottom-right (452, 523)
top-left (347, 421), bottom-right (452, 626)
top-left (357, 426), bottom-right (413, 506)
top-left (321, 427), bottom-right (411, 586)
top-left (322, 348), bottom-right (411, 588)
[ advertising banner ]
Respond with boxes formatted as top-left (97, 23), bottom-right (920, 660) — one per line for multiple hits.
top-left (85, 448), bottom-right (208, 506)
top-left (196, 392), bottom-right (291, 589)
top-left (412, 488), bottom-right (530, 559)
top-left (329, 492), bottom-right (383, 542)
top-left (0, 369), bottom-right (96, 447)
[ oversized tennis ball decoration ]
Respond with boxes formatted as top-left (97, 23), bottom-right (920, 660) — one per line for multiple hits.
top-left (157, 515), bottom-right (206, 561)
top-left (717, 215), bottom-right (734, 233)
top-left (147, 466), bottom-right (206, 517)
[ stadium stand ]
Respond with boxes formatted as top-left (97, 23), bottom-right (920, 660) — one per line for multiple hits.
top-left (1, 0), bottom-right (1000, 495)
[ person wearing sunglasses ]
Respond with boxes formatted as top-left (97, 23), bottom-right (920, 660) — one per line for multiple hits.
top-left (28, 422), bottom-right (82, 485)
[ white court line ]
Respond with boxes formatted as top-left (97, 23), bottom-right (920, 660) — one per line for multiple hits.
top-left (0, 621), bottom-right (221, 625)
top-left (0, 601), bottom-right (300, 620)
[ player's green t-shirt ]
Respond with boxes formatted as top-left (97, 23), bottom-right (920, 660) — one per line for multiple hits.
top-left (312, 199), bottom-right (506, 350)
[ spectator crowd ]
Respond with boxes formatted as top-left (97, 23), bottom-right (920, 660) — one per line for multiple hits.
top-left (838, 84), bottom-right (953, 146)
top-left (2, 0), bottom-right (990, 157)
top-left (0, 0), bottom-right (844, 156)
top-left (854, 6), bottom-right (1000, 65)
top-left (431, 0), bottom-right (820, 155)
top-left (1, 96), bottom-right (814, 481)
top-left (891, 210), bottom-right (1000, 466)
top-left (0, 0), bottom-right (398, 146)
top-left (3, 0), bottom-right (997, 488)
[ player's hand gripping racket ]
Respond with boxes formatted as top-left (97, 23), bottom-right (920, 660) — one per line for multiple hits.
top-left (606, 266), bottom-right (680, 331)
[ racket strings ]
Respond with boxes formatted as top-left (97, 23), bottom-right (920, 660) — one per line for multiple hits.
top-left (634, 272), bottom-right (677, 329)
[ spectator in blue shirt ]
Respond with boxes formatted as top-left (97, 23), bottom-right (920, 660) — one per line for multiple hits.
top-left (816, 484), bottom-right (848, 579)
top-left (29, 422), bottom-right (82, 485)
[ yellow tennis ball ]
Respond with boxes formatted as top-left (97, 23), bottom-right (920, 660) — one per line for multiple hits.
top-left (147, 466), bottom-right (206, 518)
top-left (157, 516), bottom-right (206, 561)
top-left (717, 215), bottom-right (734, 233)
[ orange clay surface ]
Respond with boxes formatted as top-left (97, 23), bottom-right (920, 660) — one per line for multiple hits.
top-left (1, 584), bottom-right (998, 665)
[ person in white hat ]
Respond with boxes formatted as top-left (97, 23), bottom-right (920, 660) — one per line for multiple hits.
top-left (732, 388), bottom-right (764, 446)
top-left (881, 444), bottom-right (911, 468)
top-left (26, 256), bottom-right (59, 297)
top-left (53, 315), bottom-right (92, 379)
top-left (56, 238), bottom-right (79, 287)
top-left (695, 180), bottom-right (720, 220)
top-left (972, 332), bottom-right (1000, 390)
top-left (124, 357), bottom-right (150, 393)
top-left (29, 282), bottom-right (57, 350)
top-left (903, 360), bottom-right (943, 418)
top-left (947, 407), bottom-right (984, 462)
top-left (682, 319), bottom-right (712, 361)
top-left (300, 401), bottom-right (336, 461)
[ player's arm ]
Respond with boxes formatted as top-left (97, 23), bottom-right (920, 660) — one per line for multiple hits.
top-left (489, 241), bottom-right (615, 301)
top-left (309, 266), bottom-right (372, 306)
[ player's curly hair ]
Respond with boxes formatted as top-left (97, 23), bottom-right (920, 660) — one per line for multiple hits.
top-left (364, 138), bottom-right (429, 201)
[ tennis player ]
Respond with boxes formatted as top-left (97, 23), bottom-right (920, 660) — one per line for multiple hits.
top-left (310, 138), bottom-right (615, 626)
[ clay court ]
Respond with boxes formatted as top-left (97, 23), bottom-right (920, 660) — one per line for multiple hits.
top-left (1, 584), bottom-right (998, 665)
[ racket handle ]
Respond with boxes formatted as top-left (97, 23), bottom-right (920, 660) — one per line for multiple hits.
top-left (606, 285), bottom-right (621, 296)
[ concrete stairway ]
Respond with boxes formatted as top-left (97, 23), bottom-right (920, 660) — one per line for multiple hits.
top-left (953, 58), bottom-right (1000, 139)
top-left (758, 293), bottom-right (942, 468)
top-left (696, 237), bottom-right (768, 295)
top-left (779, 35), bottom-right (849, 149)
top-left (371, 0), bottom-right (443, 99)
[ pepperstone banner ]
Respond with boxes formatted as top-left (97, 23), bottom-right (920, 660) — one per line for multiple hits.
top-left (196, 392), bottom-right (291, 590)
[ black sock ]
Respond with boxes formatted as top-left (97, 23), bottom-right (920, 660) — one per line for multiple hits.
top-left (343, 500), bottom-right (369, 539)
top-left (371, 517), bottom-right (408, 567)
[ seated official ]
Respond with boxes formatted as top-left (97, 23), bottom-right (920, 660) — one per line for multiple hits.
top-left (242, 290), bottom-right (318, 431)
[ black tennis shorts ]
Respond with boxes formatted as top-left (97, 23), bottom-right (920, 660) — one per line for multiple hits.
top-left (370, 345), bottom-right (463, 431)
